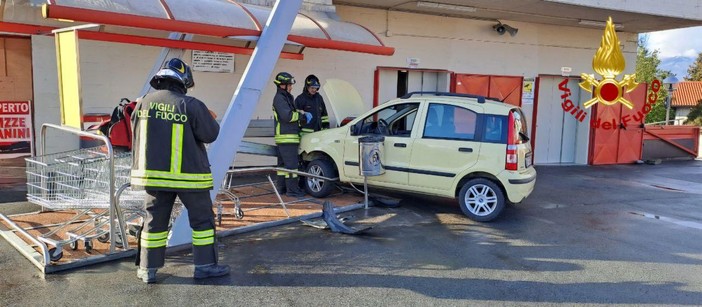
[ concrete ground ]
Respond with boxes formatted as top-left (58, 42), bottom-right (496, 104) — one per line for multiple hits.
top-left (1, 160), bottom-right (702, 306)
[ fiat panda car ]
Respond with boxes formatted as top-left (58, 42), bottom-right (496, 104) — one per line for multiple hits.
top-left (299, 82), bottom-right (535, 222)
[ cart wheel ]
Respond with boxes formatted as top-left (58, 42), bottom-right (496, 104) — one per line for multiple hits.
top-left (235, 207), bottom-right (244, 220)
top-left (114, 234), bottom-right (124, 248)
top-left (97, 234), bottom-right (109, 243)
top-left (127, 224), bottom-right (141, 237)
top-left (48, 247), bottom-right (63, 262)
top-left (84, 240), bottom-right (93, 253)
top-left (69, 240), bottom-right (78, 250)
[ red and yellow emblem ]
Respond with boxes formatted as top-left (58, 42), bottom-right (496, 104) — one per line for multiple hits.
top-left (579, 17), bottom-right (638, 109)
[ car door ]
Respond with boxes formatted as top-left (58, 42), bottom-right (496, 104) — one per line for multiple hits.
top-left (342, 102), bottom-right (420, 187)
top-left (409, 102), bottom-right (483, 191)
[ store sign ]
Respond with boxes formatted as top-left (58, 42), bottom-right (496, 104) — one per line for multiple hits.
top-left (407, 57), bottom-right (420, 69)
top-left (561, 67), bottom-right (572, 77)
top-left (578, 17), bottom-right (638, 110)
top-left (192, 50), bottom-right (235, 73)
top-left (0, 101), bottom-right (33, 157)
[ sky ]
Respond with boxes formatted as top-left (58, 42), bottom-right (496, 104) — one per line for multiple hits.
top-left (643, 26), bottom-right (702, 79)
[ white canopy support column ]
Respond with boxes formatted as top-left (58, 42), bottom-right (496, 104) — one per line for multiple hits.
top-left (138, 33), bottom-right (193, 97)
top-left (167, 0), bottom-right (303, 247)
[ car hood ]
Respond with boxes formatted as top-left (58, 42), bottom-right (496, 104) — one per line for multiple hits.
top-left (322, 79), bottom-right (366, 126)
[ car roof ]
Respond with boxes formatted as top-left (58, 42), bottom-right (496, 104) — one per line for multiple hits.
top-left (391, 92), bottom-right (516, 114)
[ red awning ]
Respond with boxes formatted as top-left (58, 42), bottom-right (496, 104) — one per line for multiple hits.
top-left (38, 0), bottom-right (394, 56)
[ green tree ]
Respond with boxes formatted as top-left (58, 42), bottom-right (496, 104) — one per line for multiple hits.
top-left (636, 36), bottom-right (673, 123)
top-left (682, 52), bottom-right (702, 125)
top-left (686, 52), bottom-right (702, 81)
top-left (684, 100), bottom-right (702, 126)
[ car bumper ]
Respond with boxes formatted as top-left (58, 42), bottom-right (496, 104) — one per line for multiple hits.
top-left (498, 167), bottom-right (537, 204)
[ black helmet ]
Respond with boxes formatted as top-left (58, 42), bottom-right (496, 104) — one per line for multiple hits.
top-left (150, 58), bottom-right (194, 90)
top-left (274, 72), bottom-right (295, 86)
top-left (305, 74), bottom-right (320, 88)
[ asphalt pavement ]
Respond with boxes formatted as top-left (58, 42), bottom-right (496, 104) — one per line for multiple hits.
top-left (1, 160), bottom-right (702, 306)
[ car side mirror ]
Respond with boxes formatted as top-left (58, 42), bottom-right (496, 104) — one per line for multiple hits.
top-left (350, 123), bottom-right (359, 136)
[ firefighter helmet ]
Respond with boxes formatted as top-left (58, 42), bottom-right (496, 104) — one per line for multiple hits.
top-left (150, 58), bottom-right (195, 90)
top-left (305, 75), bottom-right (320, 88)
top-left (274, 72), bottom-right (296, 86)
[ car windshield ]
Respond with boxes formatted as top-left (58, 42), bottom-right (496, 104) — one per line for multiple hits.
top-left (357, 103), bottom-right (419, 136)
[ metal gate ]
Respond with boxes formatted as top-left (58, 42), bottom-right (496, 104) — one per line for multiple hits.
top-left (588, 84), bottom-right (647, 165)
top-left (452, 74), bottom-right (523, 106)
top-left (532, 77), bottom-right (591, 164)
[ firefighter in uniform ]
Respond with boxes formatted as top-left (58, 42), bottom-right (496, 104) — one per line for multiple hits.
top-left (131, 58), bottom-right (230, 283)
top-left (272, 72), bottom-right (310, 197)
top-left (295, 74), bottom-right (330, 136)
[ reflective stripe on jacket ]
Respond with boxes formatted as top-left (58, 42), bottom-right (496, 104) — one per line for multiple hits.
top-left (130, 88), bottom-right (219, 191)
top-left (273, 87), bottom-right (301, 144)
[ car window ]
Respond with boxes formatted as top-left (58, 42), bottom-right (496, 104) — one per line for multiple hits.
top-left (483, 114), bottom-right (507, 143)
top-left (511, 109), bottom-right (529, 143)
top-left (423, 103), bottom-right (477, 140)
top-left (358, 103), bottom-right (419, 136)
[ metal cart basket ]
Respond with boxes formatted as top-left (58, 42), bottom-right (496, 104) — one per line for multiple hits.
top-left (20, 124), bottom-right (139, 263)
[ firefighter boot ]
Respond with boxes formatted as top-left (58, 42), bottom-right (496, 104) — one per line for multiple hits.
top-left (137, 267), bottom-right (158, 284)
top-left (276, 176), bottom-right (287, 194)
top-left (194, 263), bottom-right (231, 279)
top-left (285, 177), bottom-right (305, 198)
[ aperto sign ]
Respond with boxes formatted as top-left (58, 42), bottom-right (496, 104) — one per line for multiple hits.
top-left (0, 101), bottom-right (33, 158)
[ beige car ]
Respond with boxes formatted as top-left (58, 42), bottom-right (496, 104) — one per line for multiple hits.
top-left (299, 82), bottom-right (535, 222)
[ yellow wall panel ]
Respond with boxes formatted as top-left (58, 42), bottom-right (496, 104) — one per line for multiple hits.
top-left (55, 31), bottom-right (82, 129)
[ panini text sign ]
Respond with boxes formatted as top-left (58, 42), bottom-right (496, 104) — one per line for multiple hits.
top-left (0, 101), bottom-right (33, 157)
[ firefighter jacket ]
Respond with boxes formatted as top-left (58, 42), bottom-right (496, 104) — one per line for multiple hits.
top-left (295, 91), bottom-right (329, 135)
top-left (130, 87), bottom-right (220, 191)
top-left (273, 87), bottom-right (301, 144)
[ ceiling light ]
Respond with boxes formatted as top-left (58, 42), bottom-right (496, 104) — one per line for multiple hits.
top-left (416, 1), bottom-right (477, 13)
top-left (578, 19), bottom-right (623, 29)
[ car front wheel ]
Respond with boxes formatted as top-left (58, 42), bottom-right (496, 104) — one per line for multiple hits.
top-left (304, 159), bottom-right (338, 198)
top-left (458, 178), bottom-right (505, 222)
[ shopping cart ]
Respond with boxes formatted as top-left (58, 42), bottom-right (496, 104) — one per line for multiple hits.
top-left (24, 124), bottom-right (142, 261)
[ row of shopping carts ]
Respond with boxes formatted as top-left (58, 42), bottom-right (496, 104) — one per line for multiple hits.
top-left (23, 124), bottom-right (146, 261)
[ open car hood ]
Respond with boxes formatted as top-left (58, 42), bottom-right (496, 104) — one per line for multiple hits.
top-left (321, 79), bottom-right (366, 127)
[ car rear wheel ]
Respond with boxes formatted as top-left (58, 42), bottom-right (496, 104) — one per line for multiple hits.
top-left (458, 178), bottom-right (505, 222)
top-left (305, 159), bottom-right (338, 198)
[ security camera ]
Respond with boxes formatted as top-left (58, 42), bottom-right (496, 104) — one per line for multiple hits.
top-left (493, 23), bottom-right (518, 36)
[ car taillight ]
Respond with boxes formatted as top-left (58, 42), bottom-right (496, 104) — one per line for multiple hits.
top-left (505, 111), bottom-right (518, 171)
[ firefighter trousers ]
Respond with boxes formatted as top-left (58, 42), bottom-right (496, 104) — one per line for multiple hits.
top-left (276, 143), bottom-right (303, 194)
top-left (137, 190), bottom-right (218, 269)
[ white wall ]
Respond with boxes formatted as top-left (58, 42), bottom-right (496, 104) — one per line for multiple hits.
top-left (30, 5), bottom-right (639, 154)
top-left (675, 107), bottom-right (690, 122)
top-left (31, 36), bottom-right (65, 154)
